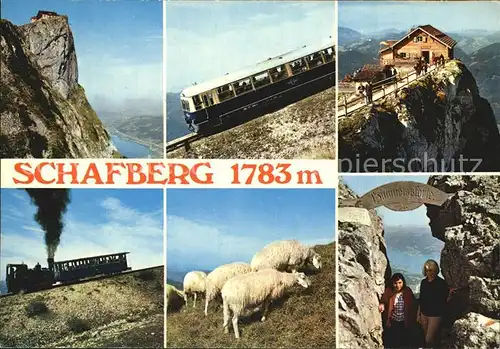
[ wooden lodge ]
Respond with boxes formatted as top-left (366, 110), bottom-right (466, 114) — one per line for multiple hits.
top-left (379, 25), bottom-right (457, 66)
top-left (30, 10), bottom-right (59, 23)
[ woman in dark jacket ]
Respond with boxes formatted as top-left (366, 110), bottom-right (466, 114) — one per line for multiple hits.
top-left (379, 273), bottom-right (417, 348)
top-left (417, 259), bottom-right (454, 346)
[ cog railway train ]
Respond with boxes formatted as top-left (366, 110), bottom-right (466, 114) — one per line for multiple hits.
top-left (5, 252), bottom-right (131, 294)
top-left (179, 38), bottom-right (335, 134)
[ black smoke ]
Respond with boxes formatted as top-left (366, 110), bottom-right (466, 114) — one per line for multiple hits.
top-left (24, 189), bottom-right (71, 259)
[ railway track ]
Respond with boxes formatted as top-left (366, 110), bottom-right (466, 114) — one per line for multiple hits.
top-left (0, 265), bottom-right (163, 299)
top-left (166, 132), bottom-right (202, 153)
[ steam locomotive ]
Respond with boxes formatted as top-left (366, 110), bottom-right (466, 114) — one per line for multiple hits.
top-left (5, 252), bottom-right (131, 294)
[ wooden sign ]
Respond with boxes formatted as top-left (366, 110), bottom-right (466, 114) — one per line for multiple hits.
top-left (360, 181), bottom-right (450, 211)
top-left (340, 181), bottom-right (450, 212)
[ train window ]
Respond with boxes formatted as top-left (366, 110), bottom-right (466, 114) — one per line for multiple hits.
top-left (252, 71), bottom-right (271, 89)
top-left (217, 84), bottom-right (235, 102)
top-left (201, 93), bottom-right (214, 107)
top-left (269, 65), bottom-right (288, 82)
top-left (192, 95), bottom-right (203, 110)
top-left (290, 58), bottom-right (307, 75)
top-left (181, 100), bottom-right (190, 111)
top-left (306, 52), bottom-right (323, 67)
top-left (234, 78), bottom-right (253, 96)
top-left (322, 47), bottom-right (334, 63)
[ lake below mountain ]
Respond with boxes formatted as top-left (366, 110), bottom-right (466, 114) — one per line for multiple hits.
top-left (111, 135), bottom-right (153, 158)
top-left (384, 226), bottom-right (445, 296)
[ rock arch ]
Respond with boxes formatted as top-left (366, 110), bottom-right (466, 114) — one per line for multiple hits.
top-left (338, 177), bottom-right (500, 349)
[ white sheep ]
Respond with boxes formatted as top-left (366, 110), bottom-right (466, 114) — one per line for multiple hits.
top-left (183, 271), bottom-right (207, 308)
top-left (221, 268), bottom-right (312, 339)
top-left (250, 239), bottom-right (322, 273)
top-left (204, 262), bottom-right (253, 316)
top-left (166, 284), bottom-right (185, 312)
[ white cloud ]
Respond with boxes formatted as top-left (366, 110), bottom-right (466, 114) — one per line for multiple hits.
top-left (166, 4), bottom-right (335, 91)
top-left (3, 205), bottom-right (25, 219)
top-left (22, 226), bottom-right (44, 234)
top-left (11, 190), bottom-right (29, 203)
top-left (73, 29), bottom-right (162, 115)
top-left (79, 53), bottom-right (162, 114)
top-left (166, 215), bottom-right (263, 271)
top-left (339, 2), bottom-right (500, 33)
top-left (166, 215), bottom-right (333, 273)
top-left (1, 196), bottom-right (163, 280)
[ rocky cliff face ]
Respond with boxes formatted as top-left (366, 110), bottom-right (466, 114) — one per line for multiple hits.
top-left (338, 176), bottom-right (500, 349)
top-left (337, 181), bottom-right (390, 349)
top-left (167, 88), bottom-right (335, 159)
top-left (339, 60), bottom-right (500, 172)
top-left (0, 16), bottom-right (118, 158)
top-left (426, 175), bottom-right (500, 348)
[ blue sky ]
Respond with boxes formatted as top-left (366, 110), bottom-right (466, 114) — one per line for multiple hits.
top-left (2, 0), bottom-right (162, 116)
top-left (339, 1), bottom-right (500, 34)
top-left (166, 189), bottom-right (336, 273)
top-left (166, 1), bottom-right (335, 92)
top-left (341, 175), bottom-right (431, 227)
top-left (0, 189), bottom-right (163, 281)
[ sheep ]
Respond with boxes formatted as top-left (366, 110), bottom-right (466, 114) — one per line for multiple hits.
top-left (221, 268), bottom-right (312, 339)
top-left (250, 239), bottom-right (322, 273)
top-left (166, 284), bottom-right (185, 312)
top-left (183, 271), bottom-right (207, 308)
top-left (204, 262), bottom-right (253, 316)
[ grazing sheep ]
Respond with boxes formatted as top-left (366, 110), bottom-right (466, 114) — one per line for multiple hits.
top-left (250, 239), bottom-right (322, 273)
top-left (204, 262), bottom-right (252, 316)
top-left (166, 284), bottom-right (185, 312)
top-left (221, 268), bottom-right (312, 339)
top-left (183, 271), bottom-right (207, 308)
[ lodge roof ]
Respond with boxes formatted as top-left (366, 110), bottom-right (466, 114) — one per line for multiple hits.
top-left (380, 25), bottom-right (457, 53)
top-left (380, 40), bottom-right (397, 47)
top-left (32, 10), bottom-right (59, 19)
top-left (352, 64), bottom-right (383, 82)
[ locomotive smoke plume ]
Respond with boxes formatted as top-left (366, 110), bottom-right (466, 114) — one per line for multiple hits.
top-left (25, 189), bottom-right (71, 259)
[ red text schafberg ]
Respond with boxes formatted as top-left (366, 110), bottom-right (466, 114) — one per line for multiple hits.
top-left (12, 161), bottom-right (214, 185)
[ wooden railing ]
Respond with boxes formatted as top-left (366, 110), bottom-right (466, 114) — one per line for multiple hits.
top-left (381, 58), bottom-right (416, 66)
top-left (338, 82), bottom-right (356, 92)
top-left (338, 60), bottom-right (449, 118)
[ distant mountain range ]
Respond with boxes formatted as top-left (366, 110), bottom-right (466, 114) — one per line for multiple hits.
top-left (384, 225), bottom-right (444, 256)
top-left (339, 27), bottom-right (500, 122)
top-left (98, 113), bottom-right (163, 145)
top-left (167, 92), bottom-right (190, 141)
top-left (468, 43), bottom-right (500, 120)
top-left (166, 270), bottom-right (187, 284)
top-left (167, 278), bottom-right (183, 290)
top-left (383, 225), bottom-right (445, 297)
top-left (167, 269), bottom-right (211, 284)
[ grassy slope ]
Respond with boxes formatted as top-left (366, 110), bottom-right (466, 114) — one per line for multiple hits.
top-left (166, 243), bottom-right (335, 348)
top-left (167, 88), bottom-right (336, 159)
top-left (0, 267), bottom-right (164, 348)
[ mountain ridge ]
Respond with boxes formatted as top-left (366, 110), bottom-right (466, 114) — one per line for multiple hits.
top-left (0, 16), bottom-right (119, 158)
